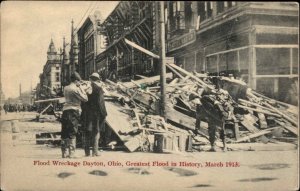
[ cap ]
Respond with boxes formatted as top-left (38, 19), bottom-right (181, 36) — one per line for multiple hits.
top-left (89, 72), bottom-right (100, 80)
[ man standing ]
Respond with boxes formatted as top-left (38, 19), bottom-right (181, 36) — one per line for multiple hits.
top-left (82, 72), bottom-right (107, 157)
top-left (61, 72), bottom-right (88, 158)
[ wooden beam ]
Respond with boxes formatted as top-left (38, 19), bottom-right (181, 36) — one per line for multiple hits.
top-left (124, 38), bottom-right (160, 59)
top-left (263, 102), bottom-right (298, 126)
top-left (134, 31), bottom-right (144, 45)
top-left (122, 73), bottom-right (173, 88)
top-left (137, 26), bottom-right (149, 40)
top-left (166, 63), bottom-right (214, 89)
top-left (252, 91), bottom-right (296, 108)
top-left (138, 25), bottom-right (151, 39)
top-left (238, 105), bottom-right (282, 118)
top-left (142, 21), bottom-right (152, 35)
top-left (166, 64), bottom-right (185, 79)
top-left (116, 9), bottom-right (126, 22)
top-left (132, 34), bottom-right (141, 45)
top-left (234, 127), bottom-right (281, 143)
top-left (238, 99), bottom-right (275, 113)
top-left (240, 119), bottom-right (260, 133)
top-left (275, 120), bottom-right (298, 136)
top-left (35, 97), bottom-right (65, 103)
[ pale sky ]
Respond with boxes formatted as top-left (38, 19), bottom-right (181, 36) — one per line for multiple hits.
top-left (1, 1), bottom-right (118, 99)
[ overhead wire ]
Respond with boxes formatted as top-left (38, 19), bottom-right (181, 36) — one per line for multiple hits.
top-left (73, 1), bottom-right (99, 34)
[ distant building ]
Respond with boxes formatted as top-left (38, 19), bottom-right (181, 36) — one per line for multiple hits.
top-left (39, 39), bottom-right (61, 99)
top-left (97, 2), bottom-right (160, 81)
top-left (61, 20), bottom-right (80, 86)
top-left (60, 38), bottom-right (70, 87)
top-left (20, 91), bottom-right (33, 104)
top-left (77, 12), bottom-right (106, 80)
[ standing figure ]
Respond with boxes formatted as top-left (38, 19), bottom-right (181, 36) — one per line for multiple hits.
top-left (199, 94), bottom-right (227, 152)
top-left (61, 72), bottom-right (88, 158)
top-left (3, 103), bottom-right (8, 114)
top-left (82, 73), bottom-right (107, 157)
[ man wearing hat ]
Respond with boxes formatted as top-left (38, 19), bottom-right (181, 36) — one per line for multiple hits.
top-left (82, 72), bottom-right (107, 156)
top-left (61, 72), bottom-right (88, 158)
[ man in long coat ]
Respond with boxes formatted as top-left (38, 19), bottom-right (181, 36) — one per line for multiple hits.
top-left (82, 73), bottom-right (107, 156)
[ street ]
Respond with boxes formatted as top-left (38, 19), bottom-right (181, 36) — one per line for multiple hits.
top-left (1, 112), bottom-right (298, 191)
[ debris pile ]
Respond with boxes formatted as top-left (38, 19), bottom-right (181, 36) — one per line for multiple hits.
top-left (101, 62), bottom-right (298, 152)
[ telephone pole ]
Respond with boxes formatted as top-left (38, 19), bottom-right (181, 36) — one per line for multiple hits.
top-left (159, 1), bottom-right (166, 118)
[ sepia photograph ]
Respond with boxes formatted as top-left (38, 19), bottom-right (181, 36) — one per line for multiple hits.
top-left (0, 1), bottom-right (299, 191)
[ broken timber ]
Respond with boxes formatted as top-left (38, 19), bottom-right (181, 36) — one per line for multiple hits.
top-left (122, 73), bottom-right (173, 88)
top-left (105, 101), bottom-right (145, 152)
top-left (234, 126), bottom-right (281, 143)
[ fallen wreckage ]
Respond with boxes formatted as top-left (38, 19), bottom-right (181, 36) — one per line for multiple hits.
top-left (100, 63), bottom-right (298, 152)
top-left (33, 63), bottom-right (298, 152)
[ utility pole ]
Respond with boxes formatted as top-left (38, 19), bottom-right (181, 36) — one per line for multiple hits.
top-left (70, 19), bottom-right (75, 73)
top-left (19, 83), bottom-right (22, 97)
top-left (159, 1), bottom-right (166, 119)
top-left (61, 37), bottom-right (66, 90)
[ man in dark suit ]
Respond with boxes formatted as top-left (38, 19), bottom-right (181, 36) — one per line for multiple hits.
top-left (82, 72), bottom-right (107, 157)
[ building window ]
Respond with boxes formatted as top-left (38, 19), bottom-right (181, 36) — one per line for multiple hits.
top-left (207, 2), bottom-right (213, 18)
top-left (256, 48), bottom-right (290, 75)
top-left (197, 2), bottom-right (207, 23)
top-left (217, 2), bottom-right (225, 14)
top-left (184, 2), bottom-right (193, 29)
top-left (292, 48), bottom-right (298, 74)
top-left (169, 1), bottom-right (185, 31)
top-left (228, 1), bottom-right (237, 8)
top-left (55, 72), bottom-right (60, 82)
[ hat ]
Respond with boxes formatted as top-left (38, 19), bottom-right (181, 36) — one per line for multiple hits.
top-left (89, 72), bottom-right (100, 80)
top-left (70, 72), bottom-right (82, 82)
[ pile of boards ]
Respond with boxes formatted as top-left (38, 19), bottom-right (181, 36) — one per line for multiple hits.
top-left (102, 62), bottom-right (298, 152)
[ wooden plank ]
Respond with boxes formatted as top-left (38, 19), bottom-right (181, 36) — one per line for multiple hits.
top-left (234, 127), bottom-right (280, 143)
top-left (105, 101), bottom-right (144, 152)
top-left (35, 97), bottom-right (65, 103)
top-left (39, 104), bottom-right (53, 115)
top-left (275, 120), bottom-right (298, 136)
top-left (166, 64), bottom-right (185, 79)
top-left (238, 105), bottom-right (281, 117)
top-left (122, 73), bottom-right (173, 88)
top-left (257, 112), bottom-right (268, 129)
top-left (263, 102), bottom-right (297, 126)
top-left (124, 38), bottom-right (160, 59)
top-left (166, 63), bottom-right (214, 89)
top-left (252, 91), bottom-right (296, 109)
top-left (238, 99), bottom-right (275, 113)
top-left (240, 119), bottom-right (259, 133)
top-left (165, 103), bottom-right (196, 130)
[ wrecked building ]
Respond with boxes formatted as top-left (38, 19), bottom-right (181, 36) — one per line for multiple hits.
top-left (164, 2), bottom-right (298, 105)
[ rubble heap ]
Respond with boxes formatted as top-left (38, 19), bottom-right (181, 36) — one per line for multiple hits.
top-left (101, 63), bottom-right (298, 152)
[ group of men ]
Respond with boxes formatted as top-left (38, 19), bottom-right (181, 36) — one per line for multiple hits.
top-left (2, 103), bottom-right (34, 113)
top-left (61, 72), bottom-right (107, 158)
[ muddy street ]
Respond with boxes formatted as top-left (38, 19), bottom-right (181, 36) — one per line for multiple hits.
top-left (1, 112), bottom-right (298, 191)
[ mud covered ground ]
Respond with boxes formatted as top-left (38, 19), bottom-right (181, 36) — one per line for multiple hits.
top-left (1, 112), bottom-right (299, 191)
